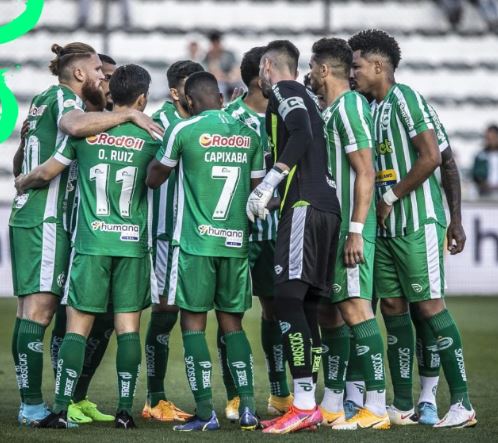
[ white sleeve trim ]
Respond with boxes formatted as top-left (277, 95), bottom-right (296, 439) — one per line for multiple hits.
top-left (251, 169), bottom-right (266, 179)
top-left (160, 157), bottom-right (178, 167)
top-left (54, 152), bottom-right (72, 166)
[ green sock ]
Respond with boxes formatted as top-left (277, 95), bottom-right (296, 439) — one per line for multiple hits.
top-left (53, 333), bottom-right (86, 413)
top-left (183, 331), bottom-right (213, 420)
top-left (321, 325), bottom-right (350, 391)
top-left (261, 317), bottom-right (290, 397)
top-left (383, 313), bottom-right (414, 411)
top-left (12, 317), bottom-right (24, 403)
top-left (50, 304), bottom-right (66, 379)
top-left (352, 319), bottom-right (386, 391)
top-left (73, 311), bottom-right (114, 402)
top-left (17, 319), bottom-right (46, 405)
top-left (224, 330), bottom-right (256, 414)
top-left (413, 315), bottom-right (440, 377)
top-left (144, 311), bottom-right (178, 406)
top-left (427, 310), bottom-right (471, 409)
top-left (346, 329), bottom-right (363, 381)
top-left (116, 332), bottom-right (141, 414)
top-left (217, 326), bottom-right (238, 401)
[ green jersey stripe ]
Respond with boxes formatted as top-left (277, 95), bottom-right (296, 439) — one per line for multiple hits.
top-left (160, 115), bottom-right (206, 164)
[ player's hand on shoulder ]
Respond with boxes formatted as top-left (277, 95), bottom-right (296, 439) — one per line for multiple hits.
top-left (230, 87), bottom-right (245, 102)
top-left (129, 110), bottom-right (164, 139)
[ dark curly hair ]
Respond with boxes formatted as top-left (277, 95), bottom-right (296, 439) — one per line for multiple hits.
top-left (312, 37), bottom-right (352, 80)
top-left (348, 29), bottom-right (401, 70)
top-left (240, 46), bottom-right (266, 87)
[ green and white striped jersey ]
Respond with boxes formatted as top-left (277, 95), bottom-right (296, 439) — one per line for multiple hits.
top-left (224, 94), bottom-right (278, 241)
top-left (9, 85), bottom-right (84, 228)
top-left (323, 91), bottom-right (376, 242)
top-left (372, 83), bottom-right (446, 237)
top-left (156, 110), bottom-right (265, 258)
top-left (428, 104), bottom-right (450, 152)
top-left (151, 101), bottom-right (181, 240)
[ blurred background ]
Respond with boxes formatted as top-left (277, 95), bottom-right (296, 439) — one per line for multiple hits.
top-left (0, 0), bottom-right (497, 296)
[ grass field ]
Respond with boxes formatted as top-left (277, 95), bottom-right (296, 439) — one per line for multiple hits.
top-left (0, 296), bottom-right (497, 442)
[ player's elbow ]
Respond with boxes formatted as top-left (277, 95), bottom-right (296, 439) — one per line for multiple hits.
top-left (430, 148), bottom-right (442, 168)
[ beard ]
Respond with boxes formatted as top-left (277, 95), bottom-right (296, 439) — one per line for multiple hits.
top-left (82, 80), bottom-right (106, 111)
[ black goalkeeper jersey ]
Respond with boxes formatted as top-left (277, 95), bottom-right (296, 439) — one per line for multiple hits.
top-left (266, 80), bottom-right (340, 216)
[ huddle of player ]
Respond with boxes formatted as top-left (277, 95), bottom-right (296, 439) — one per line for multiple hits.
top-left (9, 29), bottom-right (477, 433)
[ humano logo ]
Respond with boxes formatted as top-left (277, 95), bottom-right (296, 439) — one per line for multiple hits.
top-left (356, 345), bottom-right (370, 356)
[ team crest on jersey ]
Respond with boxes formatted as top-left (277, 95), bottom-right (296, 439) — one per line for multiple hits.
top-left (199, 133), bottom-right (251, 148)
top-left (381, 103), bottom-right (392, 130)
top-left (13, 193), bottom-right (29, 209)
top-left (86, 133), bottom-right (145, 151)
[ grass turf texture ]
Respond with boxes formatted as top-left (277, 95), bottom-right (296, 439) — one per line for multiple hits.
top-left (0, 296), bottom-right (496, 442)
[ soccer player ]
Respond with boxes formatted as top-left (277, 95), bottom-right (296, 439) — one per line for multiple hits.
top-left (223, 46), bottom-right (292, 420)
top-left (48, 53), bottom-right (118, 425)
top-left (409, 103), bottom-right (467, 425)
top-left (9, 42), bottom-right (161, 426)
top-left (142, 60), bottom-right (203, 422)
top-left (349, 29), bottom-right (476, 428)
top-left (16, 63), bottom-right (160, 429)
top-left (147, 72), bottom-right (265, 432)
top-left (307, 37), bottom-right (389, 430)
top-left (247, 40), bottom-right (341, 434)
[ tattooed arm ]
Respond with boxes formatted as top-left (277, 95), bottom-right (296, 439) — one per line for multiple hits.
top-left (440, 146), bottom-right (466, 254)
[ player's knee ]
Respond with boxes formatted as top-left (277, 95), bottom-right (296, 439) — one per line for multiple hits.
top-left (22, 293), bottom-right (58, 326)
top-left (259, 297), bottom-right (276, 321)
top-left (380, 297), bottom-right (408, 316)
top-left (318, 301), bottom-right (343, 328)
top-left (339, 298), bottom-right (374, 325)
top-left (180, 309), bottom-right (207, 332)
top-left (217, 311), bottom-right (243, 334)
top-left (414, 299), bottom-right (446, 319)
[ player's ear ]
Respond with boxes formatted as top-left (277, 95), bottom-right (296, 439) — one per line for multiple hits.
top-left (218, 92), bottom-right (224, 108)
top-left (137, 93), bottom-right (148, 111)
top-left (170, 87), bottom-right (179, 102)
top-left (374, 59), bottom-right (383, 74)
top-left (73, 66), bottom-right (85, 83)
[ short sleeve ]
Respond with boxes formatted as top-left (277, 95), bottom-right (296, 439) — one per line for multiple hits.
top-left (394, 86), bottom-right (433, 139)
top-left (428, 105), bottom-right (450, 152)
top-left (56, 87), bottom-right (85, 125)
top-left (250, 136), bottom-right (266, 179)
top-left (54, 137), bottom-right (76, 165)
top-left (337, 94), bottom-right (374, 154)
top-left (156, 120), bottom-right (183, 167)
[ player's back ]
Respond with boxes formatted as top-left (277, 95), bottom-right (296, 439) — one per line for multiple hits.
top-left (58, 122), bottom-right (160, 257)
top-left (267, 80), bottom-right (340, 216)
top-left (10, 85), bottom-right (84, 228)
top-left (162, 109), bottom-right (264, 258)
